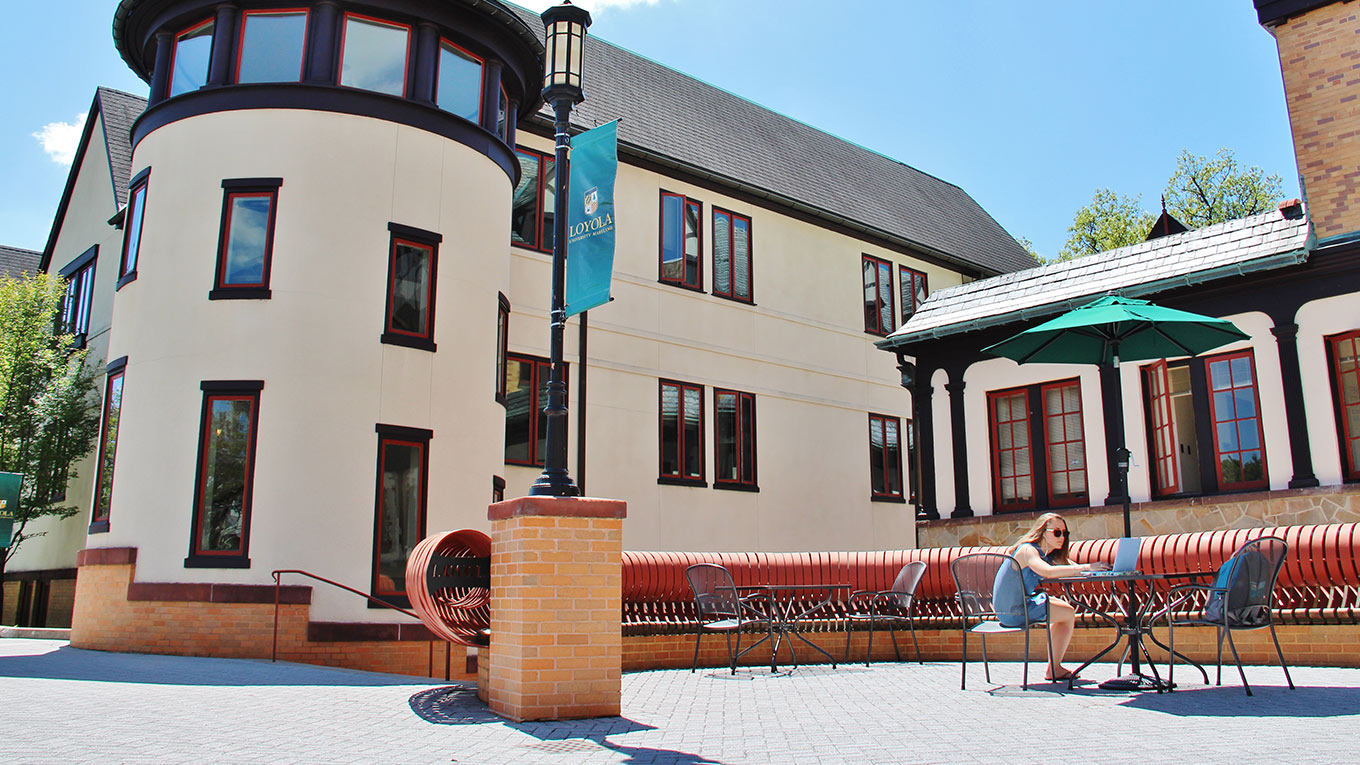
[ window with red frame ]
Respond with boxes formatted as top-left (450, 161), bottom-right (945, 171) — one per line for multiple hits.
top-left (504, 354), bottom-right (566, 466)
top-left (90, 358), bottom-right (127, 532)
top-left (1041, 380), bottom-right (1087, 505)
top-left (1328, 330), bottom-right (1360, 480)
top-left (989, 388), bottom-right (1034, 511)
top-left (381, 223), bottom-right (440, 351)
top-left (437, 39), bottom-right (483, 122)
top-left (119, 170), bottom-right (149, 286)
top-left (511, 147), bottom-right (554, 252)
top-left (498, 85), bottom-right (509, 141)
top-left (1205, 350), bottom-right (1268, 490)
top-left (168, 19), bottom-right (214, 98)
top-left (187, 381), bottom-right (262, 567)
top-left (660, 380), bottom-right (704, 484)
top-left (862, 255), bottom-right (894, 335)
top-left (338, 14), bottom-right (410, 96)
top-left (1142, 360), bottom-right (1181, 496)
top-left (899, 265), bottom-right (927, 325)
top-left (660, 192), bottom-right (701, 289)
top-left (372, 424), bottom-right (430, 606)
top-left (714, 389), bottom-right (757, 490)
top-left (868, 414), bottom-right (904, 500)
top-left (59, 246), bottom-right (97, 345)
top-left (496, 294), bottom-right (510, 402)
top-left (236, 10), bottom-right (307, 83)
top-left (212, 178), bottom-right (280, 299)
top-left (713, 208), bottom-right (752, 302)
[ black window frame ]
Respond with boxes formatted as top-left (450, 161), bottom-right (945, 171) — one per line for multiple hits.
top-left (381, 222), bottom-right (441, 352)
top-left (503, 352), bottom-right (566, 467)
top-left (118, 169), bottom-right (150, 290)
top-left (713, 388), bottom-right (758, 491)
top-left (712, 207), bottom-right (754, 303)
top-left (658, 379), bottom-right (706, 487)
top-left (371, 423), bottom-right (431, 608)
top-left (862, 254), bottom-right (894, 336)
top-left (496, 293), bottom-right (510, 403)
top-left (869, 413), bottom-right (905, 502)
top-left (210, 178), bottom-right (282, 300)
top-left (59, 245), bottom-right (98, 347)
top-left (511, 146), bottom-right (553, 254)
top-left (658, 191), bottom-right (703, 291)
top-left (185, 380), bottom-right (263, 569)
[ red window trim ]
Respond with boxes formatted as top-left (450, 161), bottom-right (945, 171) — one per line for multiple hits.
top-left (1040, 379), bottom-right (1088, 508)
top-left (862, 254), bottom-right (894, 336)
top-left (503, 353), bottom-right (563, 467)
top-left (1142, 360), bottom-right (1181, 497)
top-left (713, 388), bottom-right (757, 489)
top-left (898, 265), bottom-right (927, 325)
top-left (234, 9), bottom-right (310, 84)
top-left (167, 18), bottom-right (214, 98)
top-left (658, 191), bottom-right (703, 290)
top-left (988, 387), bottom-right (1037, 512)
top-left (91, 367), bottom-right (126, 524)
top-left (383, 236), bottom-right (438, 342)
top-left (436, 37), bottom-right (485, 122)
top-left (120, 175), bottom-right (149, 283)
top-left (868, 413), bottom-right (905, 500)
top-left (372, 432), bottom-right (429, 600)
top-left (512, 147), bottom-right (553, 253)
top-left (337, 12), bottom-right (412, 96)
top-left (659, 379), bottom-right (706, 483)
top-left (1327, 330), bottom-right (1360, 481)
top-left (188, 387), bottom-right (261, 560)
top-left (214, 188), bottom-right (278, 291)
top-left (712, 207), bottom-right (753, 303)
top-left (1204, 349), bottom-right (1269, 492)
top-left (496, 293), bottom-right (510, 402)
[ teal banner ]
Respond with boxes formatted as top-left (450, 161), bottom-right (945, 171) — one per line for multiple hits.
top-left (0, 472), bottom-right (20, 548)
top-left (564, 120), bottom-right (619, 318)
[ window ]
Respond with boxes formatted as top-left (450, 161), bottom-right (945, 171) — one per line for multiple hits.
top-left (511, 147), bottom-right (553, 252)
top-left (372, 424), bottom-right (430, 606)
top-left (1329, 331), bottom-right (1360, 481)
top-left (1205, 350), bottom-right (1267, 491)
top-left (659, 380), bottom-right (704, 485)
top-left (504, 354), bottom-right (565, 466)
top-left (59, 246), bottom-right (97, 344)
top-left (211, 179), bottom-right (280, 299)
top-left (168, 19), bottom-right (214, 98)
top-left (498, 85), bottom-right (509, 141)
top-left (381, 223), bottom-right (441, 351)
top-left (236, 10), bottom-right (307, 83)
top-left (862, 255), bottom-right (894, 335)
top-left (714, 389), bottom-right (757, 490)
top-left (988, 388), bottom-right (1034, 511)
top-left (186, 381), bottom-right (262, 567)
top-left (119, 170), bottom-right (149, 287)
top-left (713, 208), bottom-right (752, 302)
top-left (1041, 380), bottom-right (1087, 506)
top-left (90, 358), bottom-right (127, 533)
top-left (899, 266), bottom-right (927, 325)
top-left (1143, 360), bottom-right (1180, 497)
top-left (496, 294), bottom-right (509, 402)
top-left (492, 475), bottom-right (505, 503)
top-left (437, 39), bottom-right (483, 122)
top-left (659, 192), bottom-right (701, 289)
top-left (338, 14), bottom-right (410, 96)
top-left (868, 414), bottom-right (904, 501)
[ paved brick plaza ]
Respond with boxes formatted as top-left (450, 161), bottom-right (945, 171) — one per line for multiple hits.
top-left (0, 637), bottom-right (1354, 764)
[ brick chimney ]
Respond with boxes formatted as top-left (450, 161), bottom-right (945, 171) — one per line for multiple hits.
top-left (1258, 0), bottom-right (1360, 239)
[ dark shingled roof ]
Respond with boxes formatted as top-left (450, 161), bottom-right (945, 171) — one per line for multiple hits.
top-left (504, 3), bottom-right (1033, 276)
top-left (97, 87), bottom-right (148, 206)
top-left (0, 245), bottom-right (41, 278)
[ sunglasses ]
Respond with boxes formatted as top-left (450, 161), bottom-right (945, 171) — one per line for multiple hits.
top-left (1048, 529), bottom-right (1068, 538)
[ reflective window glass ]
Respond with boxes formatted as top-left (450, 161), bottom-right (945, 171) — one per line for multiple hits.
top-left (237, 11), bottom-right (307, 83)
top-left (339, 15), bottom-right (409, 96)
top-left (437, 41), bottom-right (482, 122)
top-left (169, 20), bottom-right (214, 97)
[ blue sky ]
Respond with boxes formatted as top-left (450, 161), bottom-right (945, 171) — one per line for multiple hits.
top-left (1, 0), bottom-right (1296, 260)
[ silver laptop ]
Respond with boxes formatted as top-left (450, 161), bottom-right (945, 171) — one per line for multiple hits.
top-left (1083, 537), bottom-right (1141, 577)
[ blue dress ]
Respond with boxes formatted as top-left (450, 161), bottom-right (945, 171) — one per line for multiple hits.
top-left (993, 542), bottom-right (1050, 628)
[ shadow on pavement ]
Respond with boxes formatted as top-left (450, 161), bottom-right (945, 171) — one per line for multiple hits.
top-left (0, 644), bottom-right (437, 687)
top-left (1121, 684), bottom-right (1360, 717)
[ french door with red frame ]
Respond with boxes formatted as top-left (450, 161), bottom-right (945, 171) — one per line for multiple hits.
top-left (1143, 360), bottom-right (1180, 496)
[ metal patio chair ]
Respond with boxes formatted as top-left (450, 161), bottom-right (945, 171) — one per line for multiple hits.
top-left (950, 552), bottom-right (1053, 690)
top-left (1153, 536), bottom-right (1295, 696)
top-left (684, 563), bottom-right (773, 674)
top-left (844, 561), bottom-right (926, 666)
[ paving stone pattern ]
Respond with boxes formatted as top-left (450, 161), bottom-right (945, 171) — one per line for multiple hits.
top-left (1, 638), bottom-right (1356, 764)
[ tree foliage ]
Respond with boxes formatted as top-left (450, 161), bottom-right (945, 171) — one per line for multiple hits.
top-left (0, 272), bottom-right (101, 567)
top-left (1054, 149), bottom-right (1285, 262)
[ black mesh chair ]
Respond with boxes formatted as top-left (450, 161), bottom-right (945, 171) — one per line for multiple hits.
top-left (1156, 536), bottom-right (1294, 696)
top-left (843, 561), bottom-right (927, 666)
top-left (950, 552), bottom-right (1052, 690)
top-left (684, 563), bottom-right (772, 674)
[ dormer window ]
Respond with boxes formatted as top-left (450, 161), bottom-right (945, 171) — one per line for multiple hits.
top-left (236, 10), bottom-right (308, 83)
top-left (168, 19), bottom-right (214, 98)
top-left (338, 14), bottom-right (411, 96)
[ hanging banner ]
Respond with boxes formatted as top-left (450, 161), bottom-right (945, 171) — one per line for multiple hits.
top-left (0, 472), bottom-right (21, 549)
top-left (564, 120), bottom-right (619, 317)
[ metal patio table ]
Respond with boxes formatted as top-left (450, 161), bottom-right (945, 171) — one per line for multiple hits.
top-left (1045, 571), bottom-right (1210, 692)
top-left (738, 583), bottom-right (851, 672)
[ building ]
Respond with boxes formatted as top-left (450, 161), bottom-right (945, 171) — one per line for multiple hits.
top-left (10, 0), bottom-right (1034, 665)
top-left (0, 245), bottom-right (41, 279)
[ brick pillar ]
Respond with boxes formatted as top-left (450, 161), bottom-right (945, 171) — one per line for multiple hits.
top-left (484, 496), bottom-right (626, 721)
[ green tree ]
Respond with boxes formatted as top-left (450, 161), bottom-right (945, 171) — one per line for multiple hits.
top-left (0, 272), bottom-right (102, 621)
top-left (1057, 189), bottom-right (1156, 261)
top-left (1164, 148), bottom-right (1284, 228)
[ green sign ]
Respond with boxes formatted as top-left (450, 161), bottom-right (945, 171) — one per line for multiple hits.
top-left (0, 472), bottom-right (21, 549)
top-left (564, 120), bottom-right (619, 318)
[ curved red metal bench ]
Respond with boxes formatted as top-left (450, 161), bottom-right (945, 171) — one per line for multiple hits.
top-left (406, 529), bottom-right (491, 647)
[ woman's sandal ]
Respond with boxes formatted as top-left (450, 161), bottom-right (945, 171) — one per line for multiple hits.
top-left (1045, 668), bottom-right (1079, 681)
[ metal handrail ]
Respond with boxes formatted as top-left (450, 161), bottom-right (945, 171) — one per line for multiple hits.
top-left (271, 568), bottom-right (453, 680)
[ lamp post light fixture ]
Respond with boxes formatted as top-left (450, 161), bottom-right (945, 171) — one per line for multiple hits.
top-left (529, 0), bottom-right (591, 497)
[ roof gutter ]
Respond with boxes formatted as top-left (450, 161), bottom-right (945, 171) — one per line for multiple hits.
top-left (875, 247), bottom-right (1311, 351)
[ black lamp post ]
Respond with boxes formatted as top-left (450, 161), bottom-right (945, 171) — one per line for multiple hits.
top-left (529, 1), bottom-right (591, 497)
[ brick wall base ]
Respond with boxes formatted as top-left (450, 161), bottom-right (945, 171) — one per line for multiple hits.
top-left (69, 548), bottom-right (472, 681)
